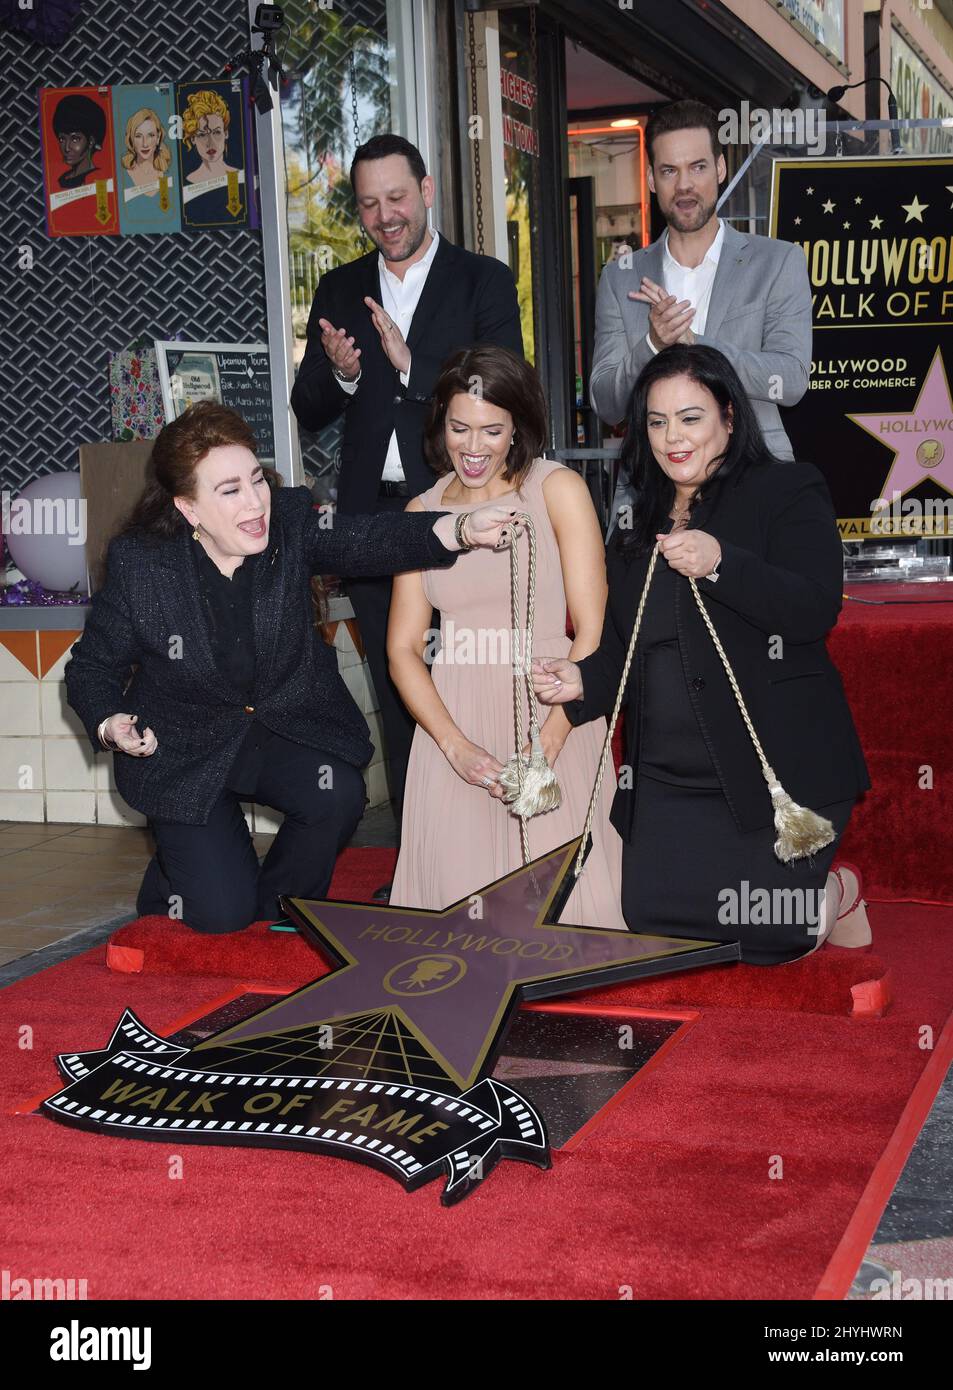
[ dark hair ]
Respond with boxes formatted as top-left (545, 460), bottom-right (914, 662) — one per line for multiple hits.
top-left (424, 346), bottom-right (547, 487)
top-left (52, 93), bottom-right (107, 147)
top-left (350, 134), bottom-right (427, 192)
top-left (617, 344), bottom-right (777, 555)
top-left (121, 401), bottom-right (277, 538)
top-left (645, 99), bottom-right (720, 166)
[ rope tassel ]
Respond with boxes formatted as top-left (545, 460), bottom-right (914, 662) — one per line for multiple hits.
top-left (499, 730), bottom-right (562, 818)
top-left (766, 771), bottom-right (835, 863)
top-left (573, 542), bottom-right (834, 884)
top-left (498, 512), bottom-right (562, 864)
top-left (685, 571), bottom-right (834, 864)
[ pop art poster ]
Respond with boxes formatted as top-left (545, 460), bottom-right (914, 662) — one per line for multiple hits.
top-left (39, 86), bottom-right (120, 237)
top-left (176, 79), bottom-right (248, 230)
top-left (112, 84), bottom-right (182, 236)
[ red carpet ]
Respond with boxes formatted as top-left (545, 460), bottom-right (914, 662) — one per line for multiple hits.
top-left (608, 584), bottom-right (953, 904)
top-left (3, 849), bottom-right (952, 1301)
top-left (828, 585), bottom-right (953, 904)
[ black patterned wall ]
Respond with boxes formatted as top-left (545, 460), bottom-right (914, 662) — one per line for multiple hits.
top-left (0, 2), bottom-right (267, 496)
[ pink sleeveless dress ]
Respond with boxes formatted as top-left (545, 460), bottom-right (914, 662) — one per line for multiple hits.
top-left (390, 458), bottom-right (626, 928)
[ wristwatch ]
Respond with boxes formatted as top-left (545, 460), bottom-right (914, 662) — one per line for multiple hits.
top-left (703, 556), bottom-right (722, 583)
top-left (332, 366), bottom-right (359, 384)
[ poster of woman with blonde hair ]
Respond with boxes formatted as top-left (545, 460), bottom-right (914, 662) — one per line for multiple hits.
top-left (111, 84), bottom-right (181, 235)
top-left (176, 80), bottom-right (248, 229)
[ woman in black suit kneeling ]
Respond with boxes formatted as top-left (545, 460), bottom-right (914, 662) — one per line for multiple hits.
top-left (533, 346), bottom-right (871, 965)
top-left (66, 401), bottom-right (518, 933)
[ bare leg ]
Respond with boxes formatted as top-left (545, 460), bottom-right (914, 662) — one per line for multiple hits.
top-left (827, 864), bottom-right (872, 947)
top-left (808, 872), bottom-right (843, 954)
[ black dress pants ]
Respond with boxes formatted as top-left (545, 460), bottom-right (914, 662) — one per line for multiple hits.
top-left (136, 727), bottom-right (366, 934)
top-left (345, 495), bottom-right (419, 817)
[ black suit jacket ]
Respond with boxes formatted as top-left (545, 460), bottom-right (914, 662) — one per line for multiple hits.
top-left (64, 488), bottom-right (457, 825)
top-left (568, 462), bottom-right (870, 839)
top-left (290, 236), bottom-right (523, 514)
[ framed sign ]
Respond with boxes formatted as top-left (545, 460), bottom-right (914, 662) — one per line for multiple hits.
top-left (154, 340), bottom-right (275, 462)
top-left (769, 156), bottom-right (953, 539)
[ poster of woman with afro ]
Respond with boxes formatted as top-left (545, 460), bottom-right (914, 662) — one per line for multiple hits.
top-left (176, 80), bottom-right (248, 230)
top-left (39, 86), bottom-right (120, 237)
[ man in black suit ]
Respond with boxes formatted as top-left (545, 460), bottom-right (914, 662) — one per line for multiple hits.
top-left (291, 133), bottom-right (523, 840)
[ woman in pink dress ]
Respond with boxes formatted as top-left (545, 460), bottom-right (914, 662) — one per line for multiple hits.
top-left (388, 346), bottom-right (625, 928)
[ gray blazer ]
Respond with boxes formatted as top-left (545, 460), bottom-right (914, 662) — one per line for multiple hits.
top-left (590, 222), bottom-right (812, 461)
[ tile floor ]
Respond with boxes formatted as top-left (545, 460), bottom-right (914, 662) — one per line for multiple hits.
top-left (0, 806), bottom-right (398, 967)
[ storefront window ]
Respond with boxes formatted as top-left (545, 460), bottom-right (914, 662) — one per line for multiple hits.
top-left (567, 120), bottom-right (648, 273)
top-left (499, 14), bottom-right (539, 364)
top-left (778, 0), bottom-right (845, 64)
top-left (891, 25), bottom-right (953, 156)
top-left (279, 0), bottom-right (413, 496)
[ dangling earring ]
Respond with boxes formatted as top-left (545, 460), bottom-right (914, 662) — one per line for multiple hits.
top-left (509, 430), bottom-right (518, 453)
top-left (192, 525), bottom-right (201, 541)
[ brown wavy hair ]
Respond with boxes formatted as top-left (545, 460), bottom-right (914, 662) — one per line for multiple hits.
top-left (119, 401), bottom-right (329, 626)
top-left (121, 401), bottom-right (279, 538)
top-left (423, 346), bottom-right (548, 488)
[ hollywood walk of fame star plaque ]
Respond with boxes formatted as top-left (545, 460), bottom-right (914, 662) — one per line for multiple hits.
top-left (769, 154), bottom-right (953, 538)
top-left (42, 840), bottom-right (738, 1203)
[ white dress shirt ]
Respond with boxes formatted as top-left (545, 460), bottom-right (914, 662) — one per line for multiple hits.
top-left (646, 218), bottom-right (725, 354)
top-left (338, 229), bottom-right (441, 482)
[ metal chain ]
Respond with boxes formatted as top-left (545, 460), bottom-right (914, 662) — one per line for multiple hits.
top-left (508, 513), bottom-right (540, 866)
top-left (530, 4), bottom-right (544, 250)
top-left (349, 48), bottom-right (367, 250)
top-left (466, 9), bottom-right (485, 255)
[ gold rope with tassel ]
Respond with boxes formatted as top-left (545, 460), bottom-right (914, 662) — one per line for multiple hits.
top-left (572, 541), bottom-right (834, 884)
top-left (498, 512), bottom-right (561, 863)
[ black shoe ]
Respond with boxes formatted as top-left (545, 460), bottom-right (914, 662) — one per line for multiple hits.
top-left (372, 882), bottom-right (392, 902)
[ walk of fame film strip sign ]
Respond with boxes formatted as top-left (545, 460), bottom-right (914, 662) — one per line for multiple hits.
top-left (42, 841), bottom-right (737, 1203)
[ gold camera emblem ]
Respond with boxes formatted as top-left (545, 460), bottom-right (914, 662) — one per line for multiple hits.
top-left (383, 954), bottom-right (467, 996)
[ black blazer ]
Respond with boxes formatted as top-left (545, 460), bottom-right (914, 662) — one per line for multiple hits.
top-left (568, 462), bottom-right (870, 840)
top-left (290, 236), bottom-right (523, 514)
top-left (64, 488), bottom-right (457, 826)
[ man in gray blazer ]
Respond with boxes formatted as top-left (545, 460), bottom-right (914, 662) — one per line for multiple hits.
top-left (591, 99), bottom-right (811, 461)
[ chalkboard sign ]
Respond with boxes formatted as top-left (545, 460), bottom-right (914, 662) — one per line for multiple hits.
top-left (154, 339), bottom-right (275, 462)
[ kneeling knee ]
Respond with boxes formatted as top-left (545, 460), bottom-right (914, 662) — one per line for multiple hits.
top-left (183, 886), bottom-right (258, 935)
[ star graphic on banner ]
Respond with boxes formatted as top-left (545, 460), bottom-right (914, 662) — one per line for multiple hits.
top-left (854, 195), bottom-right (863, 204)
top-left (806, 186), bottom-right (815, 195)
top-left (848, 349), bottom-right (953, 506)
top-left (843, 220), bottom-right (851, 229)
top-left (901, 195), bottom-right (928, 223)
top-left (947, 185), bottom-right (953, 208)
top-left (822, 199), bottom-right (835, 213)
top-left (870, 214), bottom-right (884, 229)
top-left (192, 840), bottom-right (735, 1091)
top-left (794, 215), bottom-right (801, 225)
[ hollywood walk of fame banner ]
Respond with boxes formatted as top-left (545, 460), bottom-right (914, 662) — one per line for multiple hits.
top-left (770, 157), bottom-right (953, 538)
top-left (41, 841), bottom-right (737, 1204)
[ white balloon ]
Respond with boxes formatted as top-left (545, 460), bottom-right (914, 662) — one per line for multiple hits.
top-left (5, 471), bottom-right (89, 594)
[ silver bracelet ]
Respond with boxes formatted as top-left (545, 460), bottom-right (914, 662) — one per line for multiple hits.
top-left (97, 718), bottom-right (116, 750)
